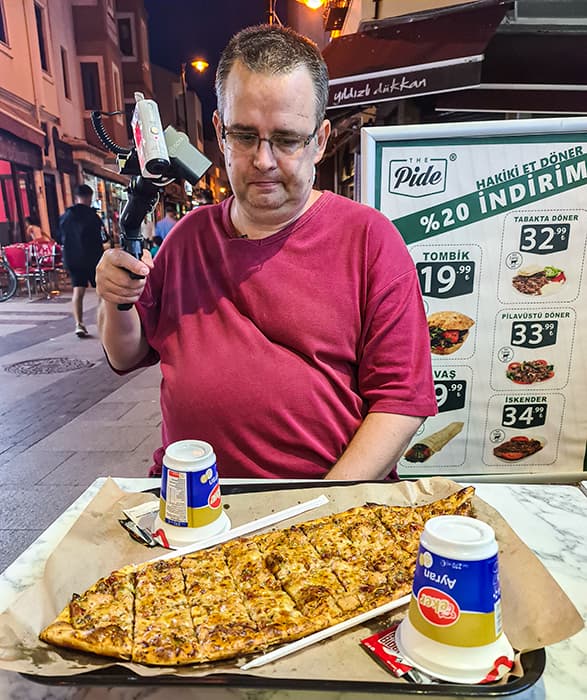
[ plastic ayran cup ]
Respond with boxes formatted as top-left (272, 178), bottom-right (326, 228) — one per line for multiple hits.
top-left (395, 515), bottom-right (514, 684)
top-left (154, 440), bottom-right (230, 547)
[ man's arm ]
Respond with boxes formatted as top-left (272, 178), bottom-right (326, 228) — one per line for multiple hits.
top-left (96, 248), bottom-right (153, 370)
top-left (325, 412), bottom-right (425, 480)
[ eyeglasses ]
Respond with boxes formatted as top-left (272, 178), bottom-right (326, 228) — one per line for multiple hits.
top-left (221, 123), bottom-right (318, 157)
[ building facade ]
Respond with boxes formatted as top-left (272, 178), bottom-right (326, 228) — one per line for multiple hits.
top-left (0, 0), bottom-right (160, 245)
top-left (311, 0), bottom-right (587, 198)
top-left (0, 0), bottom-right (64, 243)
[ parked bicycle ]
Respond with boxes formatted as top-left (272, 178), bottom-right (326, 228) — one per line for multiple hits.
top-left (0, 246), bottom-right (18, 302)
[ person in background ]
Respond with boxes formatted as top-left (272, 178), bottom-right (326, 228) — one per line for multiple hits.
top-left (25, 215), bottom-right (52, 242)
top-left (140, 216), bottom-right (155, 247)
top-left (197, 189), bottom-right (214, 206)
top-left (96, 25), bottom-right (437, 480)
top-left (150, 235), bottom-right (163, 258)
top-left (154, 205), bottom-right (177, 240)
top-left (58, 184), bottom-right (108, 338)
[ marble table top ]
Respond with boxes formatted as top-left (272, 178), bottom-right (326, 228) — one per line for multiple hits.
top-left (0, 478), bottom-right (585, 700)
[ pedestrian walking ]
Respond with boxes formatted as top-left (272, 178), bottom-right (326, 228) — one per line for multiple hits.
top-left (58, 184), bottom-right (107, 337)
top-left (154, 205), bottom-right (177, 240)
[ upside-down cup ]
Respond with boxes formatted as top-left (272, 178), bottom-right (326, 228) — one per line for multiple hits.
top-left (395, 515), bottom-right (514, 684)
top-left (154, 440), bottom-right (230, 547)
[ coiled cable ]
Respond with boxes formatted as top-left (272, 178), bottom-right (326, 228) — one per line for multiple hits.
top-left (90, 111), bottom-right (132, 156)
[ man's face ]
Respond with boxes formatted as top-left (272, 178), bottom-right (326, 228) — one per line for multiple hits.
top-left (214, 61), bottom-right (330, 226)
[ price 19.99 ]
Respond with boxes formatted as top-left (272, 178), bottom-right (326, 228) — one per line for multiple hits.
top-left (417, 261), bottom-right (475, 299)
top-left (510, 321), bottom-right (558, 348)
top-left (502, 402), bottom-right (547, 429)
top-left (435, 380), bottom-right (467, 412)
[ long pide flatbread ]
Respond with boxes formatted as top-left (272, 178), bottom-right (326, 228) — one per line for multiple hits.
top-left (39, 487), bottom-right (475, 666)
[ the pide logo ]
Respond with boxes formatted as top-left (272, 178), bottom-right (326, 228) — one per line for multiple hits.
top-left (417, 586), bottom-right (459, 626)
top-left (388, 157), bottom-right (447, 198)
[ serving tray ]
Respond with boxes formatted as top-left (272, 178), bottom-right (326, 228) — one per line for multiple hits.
top-left (23, 480), bottom-right (546, 695)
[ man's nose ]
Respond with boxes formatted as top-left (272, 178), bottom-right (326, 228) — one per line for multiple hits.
top-left (253, 138), bottom-right (277, 168)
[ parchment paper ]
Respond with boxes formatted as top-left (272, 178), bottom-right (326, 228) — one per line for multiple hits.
top-left (0, 477), bottom-right (583, 684)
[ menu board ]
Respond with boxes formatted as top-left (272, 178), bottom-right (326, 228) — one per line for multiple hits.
top-left (361, 118), bottom-right (587, 476)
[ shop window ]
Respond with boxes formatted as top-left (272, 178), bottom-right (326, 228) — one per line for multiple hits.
top-left (0, 160), bottom-right (15, 245)
top-left (16, 169), bottom-right (34, 220)
top-left (60, 46), bottom-right (71, 100)
top-left (80, 61), bottom-right (102, 111)
top-left (0, 0), bottom-right (7, 45)
top-left (34, 2), bottom-right (49, 72)
top-left (117, 16), bottom-right (135, 58)
top-left (112, 63), bottom-right (122, 112)
top-left (509, 0), bottom-right (587, 22)
top-left (140, 18), bottom-right (149, 63)
top-left (0, 162), bottom-right (36, 244)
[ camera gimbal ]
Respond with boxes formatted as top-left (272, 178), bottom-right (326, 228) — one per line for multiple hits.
top-left (91, 92), bottom-right (211, 310)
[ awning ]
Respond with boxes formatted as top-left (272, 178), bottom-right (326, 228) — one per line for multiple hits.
top-left (323, 0), bottom-right (511, 110)
top-left (63, 136), bottom-right (129, 185)
top-left (82, 161), bottom-right (130, 186)
top-left (435, 31), bottom-right (587, 115)
top-left (0, 109), bottom-right (45, 150)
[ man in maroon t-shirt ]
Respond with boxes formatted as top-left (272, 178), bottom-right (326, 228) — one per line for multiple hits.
top-left (96, 25), bottom-right (437, 480)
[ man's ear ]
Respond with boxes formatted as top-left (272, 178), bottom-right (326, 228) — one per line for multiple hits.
top-left (314, 119), bottom-right (331, 163)
top-left (212, 111), bottom-right (225, 153)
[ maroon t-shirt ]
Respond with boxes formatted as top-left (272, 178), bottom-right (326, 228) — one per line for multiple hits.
top-left (134, 191), bottom-right (437, 479)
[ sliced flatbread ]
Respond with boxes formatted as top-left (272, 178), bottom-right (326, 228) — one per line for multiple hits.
top-left (40, 487), bottom-right (475, 666)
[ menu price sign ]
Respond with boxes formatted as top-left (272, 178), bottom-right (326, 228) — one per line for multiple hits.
top-left (502, 400), bottom-right (548, 430)
top-left (491, 308), bottom-right (575, 392)
top-left (361, 117), bottom-right (587, 476)
top-left (435, 378), bottom-right (467, 413)
top-left (519, 224), bottom-right (570, 254)
top-left (416, 260), bottom-right (475, 298)
top-left (510, 320), bottom-right (558, 348)
top-left (399, 366), bottom-right (472, 470)
top-left (483, 393), bottom-right (565, 468)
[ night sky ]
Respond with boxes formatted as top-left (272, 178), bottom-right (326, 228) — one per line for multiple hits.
top-left (144, 0), bottom-right (281, 139)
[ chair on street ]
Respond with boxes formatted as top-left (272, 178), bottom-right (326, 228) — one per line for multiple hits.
top-left (28, 240), bottom-right (64, 296)
top-left (3, 244), bottom-right (39, 298)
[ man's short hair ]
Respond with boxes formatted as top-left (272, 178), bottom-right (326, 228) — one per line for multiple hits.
top-left (165, 205), bottom-right (176, 215)
top-left (74, 184), bottom-right (93, 199)
top-left (215, 24), bottom-right (329, 128)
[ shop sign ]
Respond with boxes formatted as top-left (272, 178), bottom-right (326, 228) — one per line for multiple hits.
top-left (362, 118), bottom-right (587, 477)
top-left (0, 129), bottom-right (42, 169)
top-left (328, 58), bottom-right (482, 110)
top-left (53, 130), bottom-right (76, 174)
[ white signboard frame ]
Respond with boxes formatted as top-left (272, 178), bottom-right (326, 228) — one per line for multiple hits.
top-left (361, 117), bottom-right (587, 478)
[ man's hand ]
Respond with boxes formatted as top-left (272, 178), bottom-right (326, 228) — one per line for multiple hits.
top-left (96, 248), bottom-right (153, 306)
top-left (96, 248), bottom-right (153, 371)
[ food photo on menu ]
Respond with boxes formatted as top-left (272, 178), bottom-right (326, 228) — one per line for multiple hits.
top-left (505, 359), bottom-right (555, 385)
top-left (427, 311), bottom-right (475, 355)
top-left (492, 435), bottom-right (545, 462)
top-left (403, 421), bottom-right (464, 463)
top-left (511, 264), bottom-right (566, 296)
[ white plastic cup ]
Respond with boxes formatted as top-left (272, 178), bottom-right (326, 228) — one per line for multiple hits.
top-left (395, 515), bottom-right (514, 684)
top-left (154, 440), bottom-right (230, 547)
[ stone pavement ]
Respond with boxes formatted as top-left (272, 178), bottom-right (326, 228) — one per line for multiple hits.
top-left (0, 287), bottom-right (161, 572)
